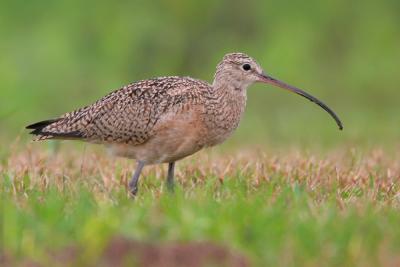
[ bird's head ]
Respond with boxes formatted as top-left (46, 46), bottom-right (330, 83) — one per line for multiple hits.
top-left (214, 52), bottom-right (264, 90)
top-left (213, 52), bottom-right (343, 130)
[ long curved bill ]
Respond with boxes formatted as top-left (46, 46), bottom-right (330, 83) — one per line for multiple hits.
top-left (257, 73), bottom-right (343, 130)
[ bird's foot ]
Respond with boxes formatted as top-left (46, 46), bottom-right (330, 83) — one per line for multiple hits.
top-left (166, 181), bottom-right (174, 194)
top-left (128, 185), bottom-right (138, 198)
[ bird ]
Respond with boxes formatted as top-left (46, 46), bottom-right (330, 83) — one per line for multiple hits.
top-left (26, 52), bottom-right (343, 196)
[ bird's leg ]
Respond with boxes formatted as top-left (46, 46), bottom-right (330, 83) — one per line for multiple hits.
top-left (128, 161), bottom-right (145, 196)
top-left (166, 162), bottom-right (175, 193)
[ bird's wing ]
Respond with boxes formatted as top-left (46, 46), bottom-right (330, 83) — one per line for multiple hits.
top-left (27, 77), bottom-right (209, 144)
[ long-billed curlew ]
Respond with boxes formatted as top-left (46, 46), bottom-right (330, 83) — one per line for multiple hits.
top-left (27, 53), bottom-right (343, 195)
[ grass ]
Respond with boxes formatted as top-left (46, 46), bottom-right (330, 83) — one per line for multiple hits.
top-left (1, 141), bottom-right (400, 266)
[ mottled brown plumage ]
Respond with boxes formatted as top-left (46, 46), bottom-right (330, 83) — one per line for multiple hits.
top-left (27, 52), bottom-right (343, 195)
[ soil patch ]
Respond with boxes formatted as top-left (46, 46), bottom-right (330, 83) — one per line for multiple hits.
top-left (1, 236), bottom-right (250, 267)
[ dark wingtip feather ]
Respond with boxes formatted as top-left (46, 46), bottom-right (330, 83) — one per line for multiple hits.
top-left (26, 119), bottom-right (60, 130)
top-left (27, 119), bottom-right (84, 139)
top-left (29, 128), bottom-right (43, 135)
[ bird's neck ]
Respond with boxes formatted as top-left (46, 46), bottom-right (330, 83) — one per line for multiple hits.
top-left (212, 82), bottom-right (248, 103)
top-left (202, 81), bottom-right (248, 146)
top-left (211, 78), bottom-right (249, 109)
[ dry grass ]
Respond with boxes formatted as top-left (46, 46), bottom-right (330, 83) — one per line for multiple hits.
top-left (3, 143), bottom-right (400, 205)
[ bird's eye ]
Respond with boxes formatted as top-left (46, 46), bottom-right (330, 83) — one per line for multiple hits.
top-left (242, 64), bottom-right (251, 71)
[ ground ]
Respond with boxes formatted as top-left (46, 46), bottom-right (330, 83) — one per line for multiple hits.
top-left (1, 142), bottom-right (400, 266)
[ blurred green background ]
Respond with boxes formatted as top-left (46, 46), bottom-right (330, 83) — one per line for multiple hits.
top-left (1, 0), bottom-right (399, 148)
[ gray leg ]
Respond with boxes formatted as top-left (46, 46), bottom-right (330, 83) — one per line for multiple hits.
top-left (167, 162), bottom-right (175, 193)
top-left (128, 161), bottom-right (145, 196)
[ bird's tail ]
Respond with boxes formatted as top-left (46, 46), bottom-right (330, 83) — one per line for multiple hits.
top-left (26, 118), bottom-right (84, 141)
